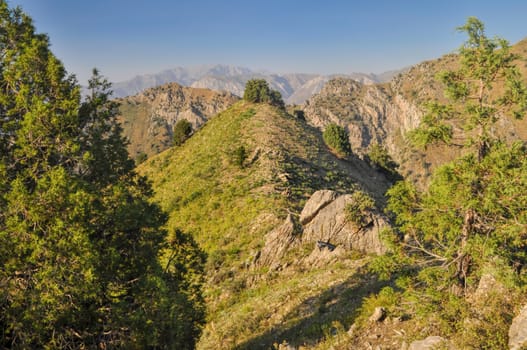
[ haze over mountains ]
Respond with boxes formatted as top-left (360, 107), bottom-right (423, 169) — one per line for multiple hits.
top-left (111, 64), bottom-right (405, 104)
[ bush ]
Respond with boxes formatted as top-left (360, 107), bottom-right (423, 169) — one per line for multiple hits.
top-left (243, 79), bottom-right (284, 108)
top-left (173, 119), bottom-right (193, 146)
top-left (366, 143), bottom-right (401, 180)
top-left (346, 190), bottom-right (375, 226)
top-left (293, 110), bottom-right (305, 120)
top-left (322, 123), bottom-right (351, 156)
top-left (232, 145), bottom-right (248, 168)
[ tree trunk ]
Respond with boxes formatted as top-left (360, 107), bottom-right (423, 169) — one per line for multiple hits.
top-left (456, 209), bottom-right (475, 290)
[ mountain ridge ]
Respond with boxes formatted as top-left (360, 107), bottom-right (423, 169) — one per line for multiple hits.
top-left (111, 64), bottom-right (406, 104)
top-left (137, 101), bottom-right (393, 349)
top-left (302, 37), bottom-right (527, 187)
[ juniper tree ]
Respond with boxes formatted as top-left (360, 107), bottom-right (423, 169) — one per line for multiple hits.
top-left (243, 79), bottom-right (284, 108)
top-left (0, 2), bottom-right (205, 348)
top-left (371, 18), bottom-right (527, 345)
top-left (322, 123), bottom-right (351, 157)
top-left (410, 17), bottom-right (527, 160)
top-left (172, 118), bottom-right (193, 146)
top-left (373, 18), bottom-right (527, 337)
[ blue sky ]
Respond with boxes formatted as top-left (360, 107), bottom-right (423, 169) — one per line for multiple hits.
top-left (8, 0), bottom-right (527, 84)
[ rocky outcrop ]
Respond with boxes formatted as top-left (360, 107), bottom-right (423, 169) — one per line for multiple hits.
top-left (301, 77), bottom-right (434, 185)
top-left (253, 190), bottom-right (388, 270)
top-left (111, 63), bottom-right (401, 104)
top-left (303, 78), bottom-right (422, 157)
top-left (473, 273), bottom-right (506, 301)
top-left (252, 214), bottom-right (299, 270)
top-left (369, 307), bottom-right (386, 323)
top-left (301, 190), bottom-right (388, 254)
top-left (509, 304), bottom-right (527, 350)
top-left (299, 190), bottom-right (339, 225)
top-left (408, 336), bottom-right (452, 350)
top-left (117, 82), bottom-right (239, 158)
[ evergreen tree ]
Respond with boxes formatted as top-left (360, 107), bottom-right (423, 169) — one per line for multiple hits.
top-left (394, 16), bottom-right (527, 287)
top-left (0, 2), bottom-right (205, 348)
top-left (243, 79), bottom-right (284, 108)
top-left (172, 118), bottom-right (193, 146)
top-left (322, 123), bottom-right (351, 157)
top-left (373, 17), bottom-right (527, 345)
top-left (366, 143), bottom-right (400, 181)
top-left (409, 17), bottom-right (527, 160)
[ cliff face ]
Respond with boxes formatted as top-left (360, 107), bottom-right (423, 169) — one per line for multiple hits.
top-left (303, 77), bottom-right (427, 183)
top-left (117, 82), bottom-right (239, 158)
top-left (304, 78), bottom-right (422, 149)
top-left (302, 40), bottom-right (527, 186)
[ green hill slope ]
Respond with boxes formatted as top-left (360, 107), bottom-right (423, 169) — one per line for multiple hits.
top-left (138, 101), bottom-right (393, 348)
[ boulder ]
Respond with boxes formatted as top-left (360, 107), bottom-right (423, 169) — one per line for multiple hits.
top-left (299, 190), bottom-right (339, 225)
top-left (509, 304), bottom-right (527, 350)
top-left (302, 191), bottom-right (387, 254)
top-left (277, 341), bottom-right (296, 350)
top-left (474, 273), bottom-right (505, 300)
top-left (409, 336), bottom-right (451, 350)
top-left (369, 307), bottom-right (386, 322)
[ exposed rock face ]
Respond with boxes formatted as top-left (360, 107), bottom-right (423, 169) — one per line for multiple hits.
top-left (253, 214), bottom-right (298, 270)
top-left (110, 63), bottom-right (403, 104)
top-left (253, 190), bottom-right (388, 270)
top-left (301, 190), bottom-right (388, 254)
top-left (473, 273), bottom-right (506, 301)
top-left (408, 336), bottom-right (451, 350)
top-left (509, 304), bottom-right (527, 350)
top-left (303, 46), bottom-right (527, 186)
top-left (303, 78), bottom-right (424, 184)
top-left (299, 190), bottom-right (339, 225)
top-left (117, 82), bottom-right (239, 158)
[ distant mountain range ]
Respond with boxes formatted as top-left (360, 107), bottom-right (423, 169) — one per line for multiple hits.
top-left (111, 64), bottom-right (406, 104)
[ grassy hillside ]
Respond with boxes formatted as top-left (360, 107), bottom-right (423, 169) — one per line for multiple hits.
top-left (138, 101), bottom-right (393, 348)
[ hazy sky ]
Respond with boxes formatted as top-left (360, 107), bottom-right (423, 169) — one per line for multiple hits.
top-left (8, 0), bottom-right (527, 84)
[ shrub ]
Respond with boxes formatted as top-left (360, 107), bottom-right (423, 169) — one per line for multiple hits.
top-left (173, 119), bottom-right (193, 146)
top-left (366, 143), bottom-right (401, 180)
top-left (323, 123), bottom-right (351, 156)
top-left (232, 145), bottom-right (248, 168)
top-left (293, 110), bottom-right (305, 120)
top-left (346, 190), bottom-right (375, 226)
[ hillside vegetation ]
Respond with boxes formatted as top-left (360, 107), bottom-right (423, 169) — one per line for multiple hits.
top-left (5, 1), bottom-right (527, 348)
top-left (138, 97), bottom-right (394, 348)
top-left (0, 2), bottom-right (205, 348)
top-left (137, 20), bottom-right (527, 349)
